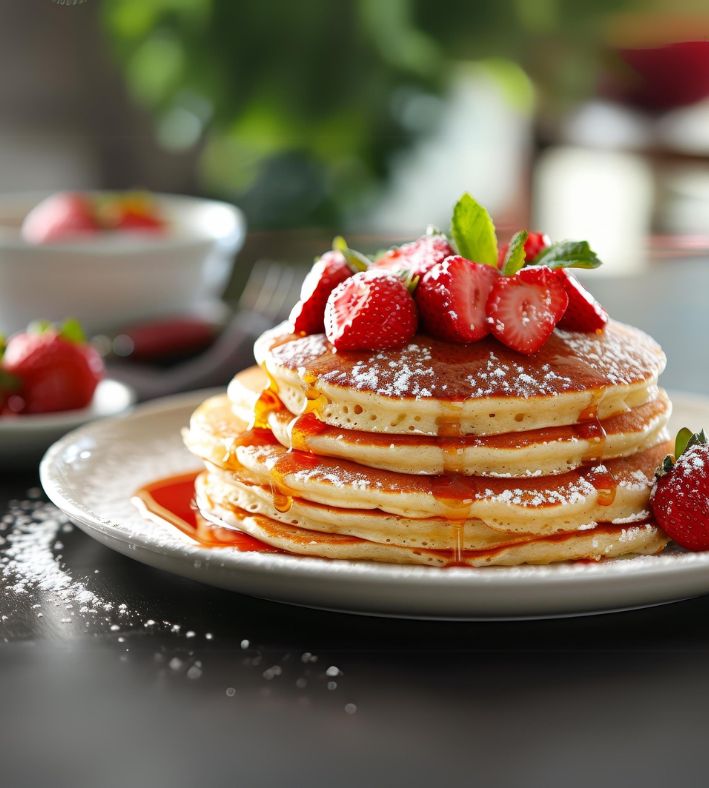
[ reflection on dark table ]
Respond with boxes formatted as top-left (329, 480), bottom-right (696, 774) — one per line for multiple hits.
top-left (3, 255), bottom-right (709, 788)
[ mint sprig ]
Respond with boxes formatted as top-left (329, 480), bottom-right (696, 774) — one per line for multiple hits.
top-left (531, 240), bottom-right (602, 270)
top-left (332, 236), bottom-right (370, 273)
top-left (450, 193), bottom-right (498, 268)
top-left (502, 230), bottom-right (529, 276)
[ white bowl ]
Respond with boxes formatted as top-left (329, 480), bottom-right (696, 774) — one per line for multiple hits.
top-left (0, 192), bottom-right (246, 334)
top-left (0, 379), bottom-right (135, 467)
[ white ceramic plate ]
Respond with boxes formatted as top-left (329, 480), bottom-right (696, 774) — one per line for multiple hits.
top-left (39, 390), bottom-right (709, 620)
top-left (2, 379), bottom-right (135, 467)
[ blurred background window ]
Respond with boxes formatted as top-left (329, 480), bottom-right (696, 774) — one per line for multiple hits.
top-left (3, 0), bottom-right (709, 272)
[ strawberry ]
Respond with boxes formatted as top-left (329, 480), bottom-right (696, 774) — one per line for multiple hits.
top-left (21, 192), bottom-right (98, 244)
top-left (651, 430), bottom-right (709, 551)
top-left (289, 250), bottom-right (355, 334)
top-left (497, 231), bottom-right (550, 269)
top-left (555, 269), bottom-right (608, 332)
top-left (324, 272), bottom-right (418, 351)
top-left (374, 233), bottom-right (455, 279)
top-left (2, 321), bottom-right (104, 414)
top-left (97, 193), bottom-right (165, 233)
top-left (486, 266), bottom-right (569, 355)
top-left (415, 255), bottom-right (498, 343)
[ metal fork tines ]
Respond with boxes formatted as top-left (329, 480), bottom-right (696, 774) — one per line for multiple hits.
top-left (238, 259), bottom-right (306, 324)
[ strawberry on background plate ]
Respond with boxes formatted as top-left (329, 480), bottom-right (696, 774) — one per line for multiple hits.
top-left (374, 232), bottom-right (454, 279)
top-left (21, 192), bottom-right (98, 244)
top-left (416, 255), bottom-right (498, 343)
top-left (1, 320), bottom-right (104, 414)
top-left (324, 272), bottom-right (418, 352)
top-left (96, 192), bottom-right (165, 233)
top-left (651, 429), bottom-right (709, 551)
top-left (555, 269), bottom-right (608, 332)
top-left (486, 266), bottom-right (569, 355)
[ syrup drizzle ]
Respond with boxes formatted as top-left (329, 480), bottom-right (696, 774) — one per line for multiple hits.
top-left (434, 406), bottom-right (473, 563)
top-left (573, 392), bottom-right (608, 462)
top-left (132, 472), bottom-right (655, 566)
top-left (132, 472), bottom-right (279, 552)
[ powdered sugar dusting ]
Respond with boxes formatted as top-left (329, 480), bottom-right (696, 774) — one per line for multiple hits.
top-left (263, 320), bottom-right (664, 400)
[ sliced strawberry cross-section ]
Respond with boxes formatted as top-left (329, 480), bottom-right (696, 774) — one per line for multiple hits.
top-left (486, 266), bottom-right (569, 355)
top-left (416, 255), bottom-right (498, 344)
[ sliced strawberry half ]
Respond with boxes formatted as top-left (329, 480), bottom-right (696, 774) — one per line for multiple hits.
top-left (415, 255), bottom-right (498, 343)
top-left (486, 266), bottom-right (569, 354)
top-left (555, 269), bottom-right (608, 332)
top-left (497, 231), bottom-right (550, 269)
top-left (324, 272), bottom-right (418, 352)
top-left (374, 233), bottom-right (454, 278)
top-left (289, 250), bottom-right (354, 334)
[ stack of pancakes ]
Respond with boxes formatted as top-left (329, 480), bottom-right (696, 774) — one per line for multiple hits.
top-left (183, 319), bottom-right (672, 566)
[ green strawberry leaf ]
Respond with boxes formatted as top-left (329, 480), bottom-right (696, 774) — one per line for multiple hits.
top-left (398, 269), bottom-right (420, 294)
top-left (532, 240), bottom-right (602, 270)
top-left (59, 317), bottom-right (87, 344)
top-left (28, 319), bottom-right (53, 335)
top-left (502, 230), bottom-right (529, 276)
top-left (450, 193), bottom-right (498, 267)
top-left (332, 236), bottom-right (370, 273)
top-left (674, 427), bottom-right (695, 459)
top-left (674, 427), bottom-right (708, 459)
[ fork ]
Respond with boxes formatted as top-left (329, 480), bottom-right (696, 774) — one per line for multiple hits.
top-left (106, 260), bottom-right (307, 401)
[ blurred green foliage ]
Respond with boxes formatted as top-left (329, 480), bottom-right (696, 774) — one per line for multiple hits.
top-left (103, 0), bottom-right (651, 228)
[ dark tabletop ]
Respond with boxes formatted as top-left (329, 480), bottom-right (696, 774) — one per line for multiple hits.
top-left (3, 258), bottom-right (709, 788)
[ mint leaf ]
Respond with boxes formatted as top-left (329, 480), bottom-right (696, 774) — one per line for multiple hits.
top-left (60, 317), bottom-right (86, 344)
top-left (532, 240), bottom-right (602, 270)
top-left (450, 193), bottom-right (498, 267)
top-left (332, 236), bottom-right (370, 273)
top-left (502, 230), bottom-right (529, 276)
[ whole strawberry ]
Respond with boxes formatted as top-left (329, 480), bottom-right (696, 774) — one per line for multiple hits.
top-left (22, 192), bottom-right (97, 244)
top-left (486, 266), bottom-right (569, 354)
top-left (416, 255), bottom-right (498, 343)
top-left (289, 250), bottom-right (355, 334)
top-left (497, 231), bottom-right (549, 269)
top-left (2, 320), bottom-right (104, 414)
top-left (324, 272), bottom-right (418, 352)
top-left (651, 429), bottom-right (709, 551)
top-left (374, 233), bottom-right (455, 279)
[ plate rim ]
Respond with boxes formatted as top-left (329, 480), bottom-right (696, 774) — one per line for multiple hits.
top-left (0, 378), bottom-right (136, 432)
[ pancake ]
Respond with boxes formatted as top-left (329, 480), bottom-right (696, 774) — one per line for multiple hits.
top-left (198, 468), bottom-right (655, 550)
top-left (195, 487), bottom-right (667, 567)
top-left (183, 394), bottom-right (670, 533)
top-left (229, 367), bottom-right (671, 477)
top-left (253, 320), bottom-right (665, 436)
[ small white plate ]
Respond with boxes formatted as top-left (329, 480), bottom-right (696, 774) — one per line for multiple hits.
top-left (2, 379), bottom-right (135, 467)
top-left (40, 390), bottom-right (709, 620)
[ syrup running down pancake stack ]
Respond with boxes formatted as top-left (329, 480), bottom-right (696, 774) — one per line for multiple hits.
top-left (184, 319), bottom-right (671, 567)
